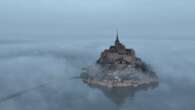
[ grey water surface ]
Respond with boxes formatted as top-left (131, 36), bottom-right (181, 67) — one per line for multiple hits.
top-left (0, 37), bottom-right (194, 110)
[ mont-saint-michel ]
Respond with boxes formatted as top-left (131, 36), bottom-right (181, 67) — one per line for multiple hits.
top-left (81, 32), bottom-right (158, 88)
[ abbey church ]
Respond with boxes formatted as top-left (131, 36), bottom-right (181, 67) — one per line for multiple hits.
top-left (97, 32), bottom-right (137, 65)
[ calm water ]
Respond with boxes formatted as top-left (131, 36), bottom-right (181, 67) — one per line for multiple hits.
top-left (0, 38), bottom-right (194, 110)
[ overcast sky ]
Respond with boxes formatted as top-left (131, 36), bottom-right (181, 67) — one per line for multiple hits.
top-left (0, 0), bottom-right (195, 39)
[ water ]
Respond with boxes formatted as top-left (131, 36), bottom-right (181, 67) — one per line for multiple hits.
top-left (0, 37), bottom-right (194, 110)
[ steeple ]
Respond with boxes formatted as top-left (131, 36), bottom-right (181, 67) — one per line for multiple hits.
top-left (115, 30), bottom-right (120, 45)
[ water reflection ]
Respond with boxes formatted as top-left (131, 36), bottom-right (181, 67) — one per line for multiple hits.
top-left (82, 80), bottom-right (159, 106)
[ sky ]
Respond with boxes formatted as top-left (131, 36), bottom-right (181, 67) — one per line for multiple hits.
top-left (0, 0), bottom-right (195, 39)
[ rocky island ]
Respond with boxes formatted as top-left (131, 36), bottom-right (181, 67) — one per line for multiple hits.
top-left (81, 32), bottom-right (158, 88)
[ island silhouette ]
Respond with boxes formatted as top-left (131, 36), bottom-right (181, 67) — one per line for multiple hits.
top-left (81, 32), bottom-right (158, 88)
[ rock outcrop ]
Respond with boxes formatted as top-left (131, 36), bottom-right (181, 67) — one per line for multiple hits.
top-left (81, 33), bottom-right (158, 88)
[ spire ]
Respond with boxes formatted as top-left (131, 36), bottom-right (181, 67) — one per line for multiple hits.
top-left (115, 30), bottom-right (120, 45)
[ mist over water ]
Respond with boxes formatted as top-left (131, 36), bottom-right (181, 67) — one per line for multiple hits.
top-left (0, 37), bottom-right (194, 110)
top-left (1, 0), bottom-right (195, 109)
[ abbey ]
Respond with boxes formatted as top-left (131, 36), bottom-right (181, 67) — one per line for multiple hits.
top-left (97, 32), bottom-right (137, 65)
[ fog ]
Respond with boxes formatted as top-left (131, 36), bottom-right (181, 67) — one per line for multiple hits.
top-left (0, 0), bottom-right (195, 110)
top-left (0, 38), bottom-right (195, 110)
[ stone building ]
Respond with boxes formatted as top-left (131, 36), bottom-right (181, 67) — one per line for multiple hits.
top-left (97, 32), bottom-right (136, 65)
